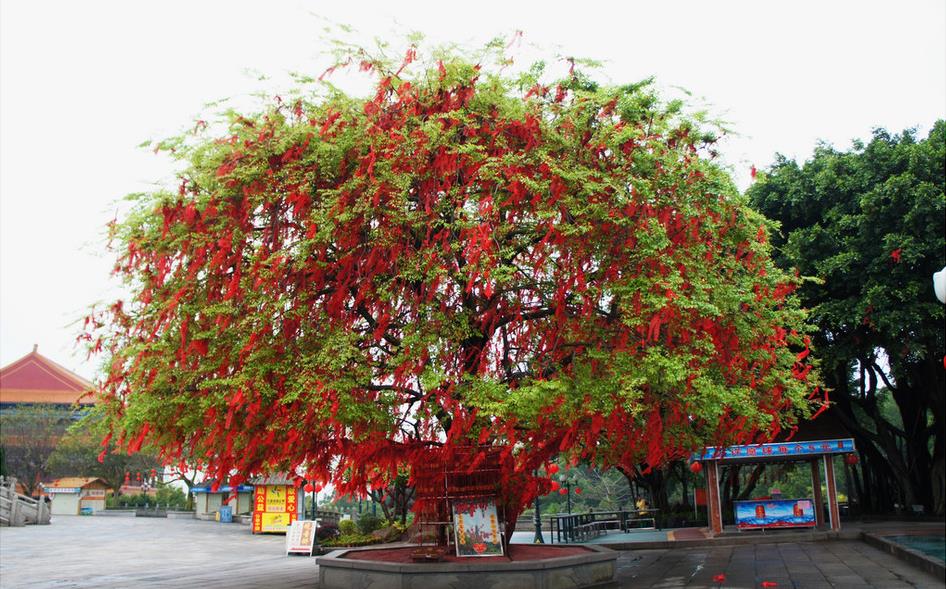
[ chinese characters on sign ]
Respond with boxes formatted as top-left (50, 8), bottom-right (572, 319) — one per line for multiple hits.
top-left (691, 438), bottom-right (856, 462)
top-left (734, 499), bottom-right (816, 530)
top-left (452, 499), bottom-right (503, 557)
top-left (252, 485), bottom-right (298, 533)
top-left (286, 520), bottom-right (317, 555)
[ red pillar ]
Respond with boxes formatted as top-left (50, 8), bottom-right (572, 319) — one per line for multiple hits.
top-left (810, 459), bottom-right (825, 528)
top-left (824, 455), bottom-right (841, 531)
top-left (706, 461), bottom-right (723, 536)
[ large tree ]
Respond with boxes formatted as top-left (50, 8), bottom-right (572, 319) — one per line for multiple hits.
top-left (748, 122), bottom-right (945, 514)
top-left (46, 413), bottom-right (159, 495)
top-left (0, 404), bottom-right (71, 496)
top-left (88, 41), bottom-right (819, 529)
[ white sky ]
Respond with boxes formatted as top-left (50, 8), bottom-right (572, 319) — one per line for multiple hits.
top-left (2, 0), bottom-right (944, 379)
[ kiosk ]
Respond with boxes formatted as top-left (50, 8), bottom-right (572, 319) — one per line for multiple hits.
top-left (250, 474), bottom-right (302, 534)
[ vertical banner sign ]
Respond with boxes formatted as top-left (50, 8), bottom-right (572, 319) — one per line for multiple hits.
top-left (452, 499), bottom-right (503, 557)
top-left (252, 487), bottom-right (266, 533)
top-left (286, 520), bottom-right (317, 555)
top-left (253, 485), bottom-right (298, 533)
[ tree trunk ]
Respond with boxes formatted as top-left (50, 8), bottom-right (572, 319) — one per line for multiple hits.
top-left (736, 464), bottom-right (766, 501)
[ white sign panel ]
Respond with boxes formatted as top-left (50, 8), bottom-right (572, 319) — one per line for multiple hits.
top-left (286, 520), bottom-right (317, 555)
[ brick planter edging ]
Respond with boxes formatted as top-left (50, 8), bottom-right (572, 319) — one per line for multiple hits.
top-left (317, 544), bottom-right (618, 589)
top-left (861, 532), bottom-right (945, 579)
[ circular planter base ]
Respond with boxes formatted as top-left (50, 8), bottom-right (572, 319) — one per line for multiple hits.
top-left (317, 544), bottom-right (617, 589)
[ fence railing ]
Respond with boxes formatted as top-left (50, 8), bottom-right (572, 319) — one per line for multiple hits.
top-left (548, 509), bottom-right (661, 543)
top-left (0, 476), bottom-right (51, 526)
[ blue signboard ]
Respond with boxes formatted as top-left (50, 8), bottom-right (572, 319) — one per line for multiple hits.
top-left (735, 498), bottom-right (817, 530)
top-left (691, 438), bottom-right (855, 462)
top-left (191, 484), bottom-right (255, 494)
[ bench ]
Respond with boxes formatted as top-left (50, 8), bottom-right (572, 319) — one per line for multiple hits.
top-left (623, 516), bottom-right (657, 531)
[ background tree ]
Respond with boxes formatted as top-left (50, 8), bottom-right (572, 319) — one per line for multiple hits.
top-left (367, 469), bottom-right (415, 524)
top-left (46, 413), bottom-right (159, 495)
top-left (749, 122), bottom-right (945, 514)
top-left (0, 404), bottom-right (71, 495)
top-left (88, 39), bottom-right (819, 531)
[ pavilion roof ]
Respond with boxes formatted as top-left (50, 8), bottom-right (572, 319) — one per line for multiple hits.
top-left (0, 345), bottom-right (97, 405)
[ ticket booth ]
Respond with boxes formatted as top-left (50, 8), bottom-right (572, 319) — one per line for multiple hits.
top-left (250, 475), bottom-right (303, 534)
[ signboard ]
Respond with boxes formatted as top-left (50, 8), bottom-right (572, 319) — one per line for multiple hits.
top-left (694, 488), bottom-right (707, 507)
top-left (252, 485), bottom-right (298, 533)
top-left (692, 438), bottom-right (855, 462)
top-left (286, 520), bottom-right (318, 555)
top-left (734, 498), bottom-right (816, 530)
top-left (452, 499), bottom-right (503, 557)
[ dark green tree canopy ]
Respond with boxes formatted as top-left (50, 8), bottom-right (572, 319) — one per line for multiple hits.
top-left (749, 121), bottom-right (945, 514)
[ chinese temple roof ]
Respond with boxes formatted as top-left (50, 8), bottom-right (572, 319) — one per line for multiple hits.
top-left (0, 345), bottom-right (97, 405)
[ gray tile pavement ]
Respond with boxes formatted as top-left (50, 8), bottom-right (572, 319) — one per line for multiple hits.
top-left (1, 516), bottom-right (943, 588)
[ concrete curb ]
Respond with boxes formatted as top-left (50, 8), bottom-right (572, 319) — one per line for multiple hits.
top-left (593, 529), bottom-right (860, 550)
top-left (317, 544), bottom-right (618, 589)
top-left (861, 532), bottom-right (945, 580)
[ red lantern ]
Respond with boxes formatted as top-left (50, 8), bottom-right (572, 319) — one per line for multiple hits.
top-left (689, 461), bottom-right (703, 473)
top-left (574, 487), bottom-right (582, 495)
top-left (844, 454), bottom-right (859, 466)
top-left (549, 480), bottom-right (560, 491)
top-left (304, 483), bottom-right (314, 493)
top-left (547, 464), bottom-right (560, 475)
top-left (314, 484), bottom-right (323, 493)
top-left (558, 488), bottom-right (568, 495)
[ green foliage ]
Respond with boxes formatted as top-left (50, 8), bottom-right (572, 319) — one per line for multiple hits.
top-left (0, 404), bottom-right (73, 496)
top-left (46, 410), bottom-right (159, 494)
top-left (322, 532), bottom-right (382, 547)
top-left (749, 122), bottom-right (945, 514)
top-left (338, 519), bottom-right (356, 535)
top-left (355, 513), bottom-right (383, 535)
top-left (154, 483), bottom-right (188, 507)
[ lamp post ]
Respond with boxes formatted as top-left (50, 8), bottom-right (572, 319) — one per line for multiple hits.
top-left (533, 470), bottom-right (545, 543)
top-left (304, 482), bottom-right (315, 520)
top-left (558, 475), bottom-right (573, 514)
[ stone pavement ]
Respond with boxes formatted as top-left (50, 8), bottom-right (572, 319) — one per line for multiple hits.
top-left (1, 515), bottom-right (943, 588)
top-left (618, 540), bottom-right (945, 588)
top-left (0, 515), bottom-right (316, 588)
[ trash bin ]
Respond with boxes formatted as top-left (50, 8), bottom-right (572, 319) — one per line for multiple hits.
top-left (219, 505), bottom-right (233, 523)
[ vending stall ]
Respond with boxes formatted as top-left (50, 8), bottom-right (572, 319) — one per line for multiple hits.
top-left (191, 483), bottom-right (255, 521)
top-left (250, 475), bottom-right (302, 534)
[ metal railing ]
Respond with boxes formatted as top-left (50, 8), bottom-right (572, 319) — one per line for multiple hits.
top-left (548, 509), bottom-right (661, 543)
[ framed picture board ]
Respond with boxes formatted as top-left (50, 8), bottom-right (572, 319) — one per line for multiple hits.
top-left (452, 499), bottom-right (503, 557)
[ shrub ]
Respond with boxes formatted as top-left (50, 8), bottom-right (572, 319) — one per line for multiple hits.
top-left (322, 533), bottom-right (382, 548)
top-left (154, 484), bottom-right (187, 508)
top-left (356, 513), bottom-right (382, 535)
top-left (316, 522), bottom-right (339, 541)
top-left (338, 519), bottom-right (356, 535)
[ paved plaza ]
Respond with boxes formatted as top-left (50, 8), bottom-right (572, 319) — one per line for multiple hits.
top-left (1, 516), bottom-right (943, 588)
